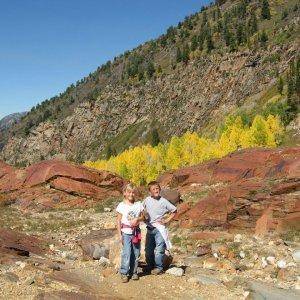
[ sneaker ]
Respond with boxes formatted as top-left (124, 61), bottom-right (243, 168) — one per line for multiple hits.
top-left (121, 274), bottom-right (129, 283)
top-left (131, 274), bottom-right (139, 280)
top-left (151, 268), bottom-right (163, 275)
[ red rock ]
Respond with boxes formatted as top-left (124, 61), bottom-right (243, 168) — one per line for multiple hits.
top-left (0, 228), bottom-right (48, 260)
top-left (159, 147), bottom-right (300, 235)
top-left (195, 245), bottom-right (212, 256)
top-left (0, 159), bottom-right (126, 211)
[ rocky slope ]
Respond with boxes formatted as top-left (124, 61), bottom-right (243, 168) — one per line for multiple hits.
top-left (0, 0), bottom-right (299, 166)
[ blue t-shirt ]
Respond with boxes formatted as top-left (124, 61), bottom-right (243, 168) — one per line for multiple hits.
top-left (143, 196), bottom-right (177, 224)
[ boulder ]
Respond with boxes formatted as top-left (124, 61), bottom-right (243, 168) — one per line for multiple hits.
top-left (0, 228), bottom-right (48, 263)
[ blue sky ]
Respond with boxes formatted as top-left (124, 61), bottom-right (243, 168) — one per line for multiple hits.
top-left (0, 0), bottom-right (211, 119)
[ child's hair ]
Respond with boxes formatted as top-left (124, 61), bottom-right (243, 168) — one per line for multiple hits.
top-left (122, 183), bottom-right (136, 193)
top-left (147, 181), bottom-right (161, 190)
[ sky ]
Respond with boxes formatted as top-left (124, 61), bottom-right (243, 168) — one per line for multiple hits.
top-left (0, 0), bottom-right (211, 119)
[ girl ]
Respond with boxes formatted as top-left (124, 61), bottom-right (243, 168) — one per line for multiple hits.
top-left (116, 183), bottom-right (144, 282)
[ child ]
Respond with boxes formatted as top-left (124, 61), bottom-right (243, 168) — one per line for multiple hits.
top-left (116, 183), bottom-right (144, 282)
top-left (143, 181), bottom-right (177, 275)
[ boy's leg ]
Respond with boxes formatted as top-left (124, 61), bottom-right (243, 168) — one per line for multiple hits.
top-left (119, 233), bottom-right (132, 276)
top-left (154, 229), bottom-right (166, 271)
top-left (145, 230), bottom-right (155, 269)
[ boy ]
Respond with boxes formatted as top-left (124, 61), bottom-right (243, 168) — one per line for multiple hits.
top-left (143, 181), bottom-right (177, 275)
top-left (116, 183), bottom-right (144, 282)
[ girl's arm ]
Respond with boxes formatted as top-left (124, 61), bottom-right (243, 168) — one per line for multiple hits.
top-left (130, 211), bottom-right (145, 227)
top-left (116, 213), bottom-right (123, 244)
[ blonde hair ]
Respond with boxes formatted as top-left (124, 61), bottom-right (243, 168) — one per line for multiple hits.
top-left (122, 183), bottom-right (136, 193)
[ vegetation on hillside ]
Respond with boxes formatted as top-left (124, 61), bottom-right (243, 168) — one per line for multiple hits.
top-left (84, 114), bottom-right (284, 185)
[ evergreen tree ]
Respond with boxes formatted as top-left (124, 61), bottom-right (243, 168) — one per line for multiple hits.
top-left (261, 0), bottom-right (271, 20)
top-left (201, 11), bottom-right (208, 27)
top-left (248, 11), bottom-right (258, 35)
top-left (259, 30), bottom-right (268, 47)
top-left (236, 23), bottom-right (246, 45)
top-left (146, 61), bottom-right (155, 78)
top-left (182, 44), bottom-right (190, 64)
top-left (191, 35), bottom-right (198, 51)
top-left (150, 128), bottom-right (160, 147)
top-left (277, 76), bottom-right (284, 95)
top-left (176, 47), bottom-right (182, 63)
top-left (206, 29), bottom-right (214, 53)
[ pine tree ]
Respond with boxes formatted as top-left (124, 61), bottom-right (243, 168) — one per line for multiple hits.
top-left (236, 23), bottom-right (245, 45)
top-left (191, 35), bottom-right (198, 51)
top-left (259, 30), bottom-right (268, 47)
top-left (181, 44), bottom-right (190, 64)
top-left (146, 61), bottom-right (155, 78)
top-left (277, 76), bottom-right (284, 95)
top-left (176, 47), bottom-right (182, 63)
top-left (150, 128), bottom-right (160, 147)
top-left (261, 0), bottom-right (271, 20)
top-left (248, 11), bottom-right (258, 35)
top-left (202, 11), bottom-right (208, 27)
top-left (206, 29), bottom-right (214, 53)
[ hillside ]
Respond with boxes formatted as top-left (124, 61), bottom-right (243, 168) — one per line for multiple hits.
top-left (0, 112), bottom-right (27, 151)
top-left (0, 0), bottom-right (299, 166)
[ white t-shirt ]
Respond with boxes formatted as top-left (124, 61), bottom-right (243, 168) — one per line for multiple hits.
top-left (116, 201), bottom-right (144, 234)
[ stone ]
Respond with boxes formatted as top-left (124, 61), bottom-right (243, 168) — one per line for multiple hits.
top-left (99, 257), bottom-right (110, 267)
top-left (277, 260), bottom-right (287, 269)
top-left (239, 251), bottom-right (245, 259)
top-left (292, 250), bottom-right (300, 263)
top-left (266, 256), bottom-right (276, 265)
top-left (195, 245), bottom-right (211, 256)
top-left (160, 188), bottom-right (182, 205)
top-left (2, 272), bottom-right (19, 283)
top-left (246, 281), bottom-right (300, 300)
top-left (187, 274), bottom-right (221, 285)
top-left (203, 258), bottom-right (219, 270)
top-left (166, 267), bottom-right (184, 277)
top-left (0, 228), bottom-right (48, 262)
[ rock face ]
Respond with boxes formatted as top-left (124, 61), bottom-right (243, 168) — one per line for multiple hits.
top-left (0, 159), bottom-right (125, 211)
top-left (159, 147), bottom-right (300, 235)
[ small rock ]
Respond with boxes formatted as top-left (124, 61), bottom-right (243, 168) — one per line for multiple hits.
top-left (234, 234), bottom-right (242, 243)
top-left (99, 257), bottom-right (111, 267)
top-left (49, 244), bottom-right (55, 251)
top-left (292, 250), bottom-right (300, 263)
top-left (277, 260), bottom-right (287, 269)
top-left (187, 274), bottom-right (221, 285)
top-left (195, 245), bottom-right (211, 256)
top-left (239, 251), bottom-right (245, 259)
top-left (24, 276), bottom-right (35, 285)
top-left (203, 258), bottom-right (218, 270)
top-left (104, 207), bottom-right (112, 212)
top-left (2, 272), bottom-right (19, 283)
top-left (261, 257), bottom-right (268, 268)
top-left (166, 267), bottom-right (184, 277)
top-left (266, 256), bottom-right (276, 265)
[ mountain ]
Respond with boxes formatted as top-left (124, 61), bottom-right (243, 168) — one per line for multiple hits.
top-left (0, 112), bottom-right (27, 151)
top-left (0, 0), bottom-right (299, 167)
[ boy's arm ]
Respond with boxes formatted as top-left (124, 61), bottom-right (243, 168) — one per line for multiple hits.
top-left (161, 199), bottom-right (177, 225)
top-left (116, 213), bottom-right (123, 244)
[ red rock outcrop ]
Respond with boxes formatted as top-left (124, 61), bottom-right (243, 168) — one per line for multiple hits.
top-left (159, 147), bottom-right (300, 235)
top-left (0, 159), bottom-right (126, 211)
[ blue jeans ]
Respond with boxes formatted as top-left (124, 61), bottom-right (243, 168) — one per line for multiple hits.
top-left (120, 233), bottom-right (140, 276)
top-left (145, 228), bottom-right (166, 271)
